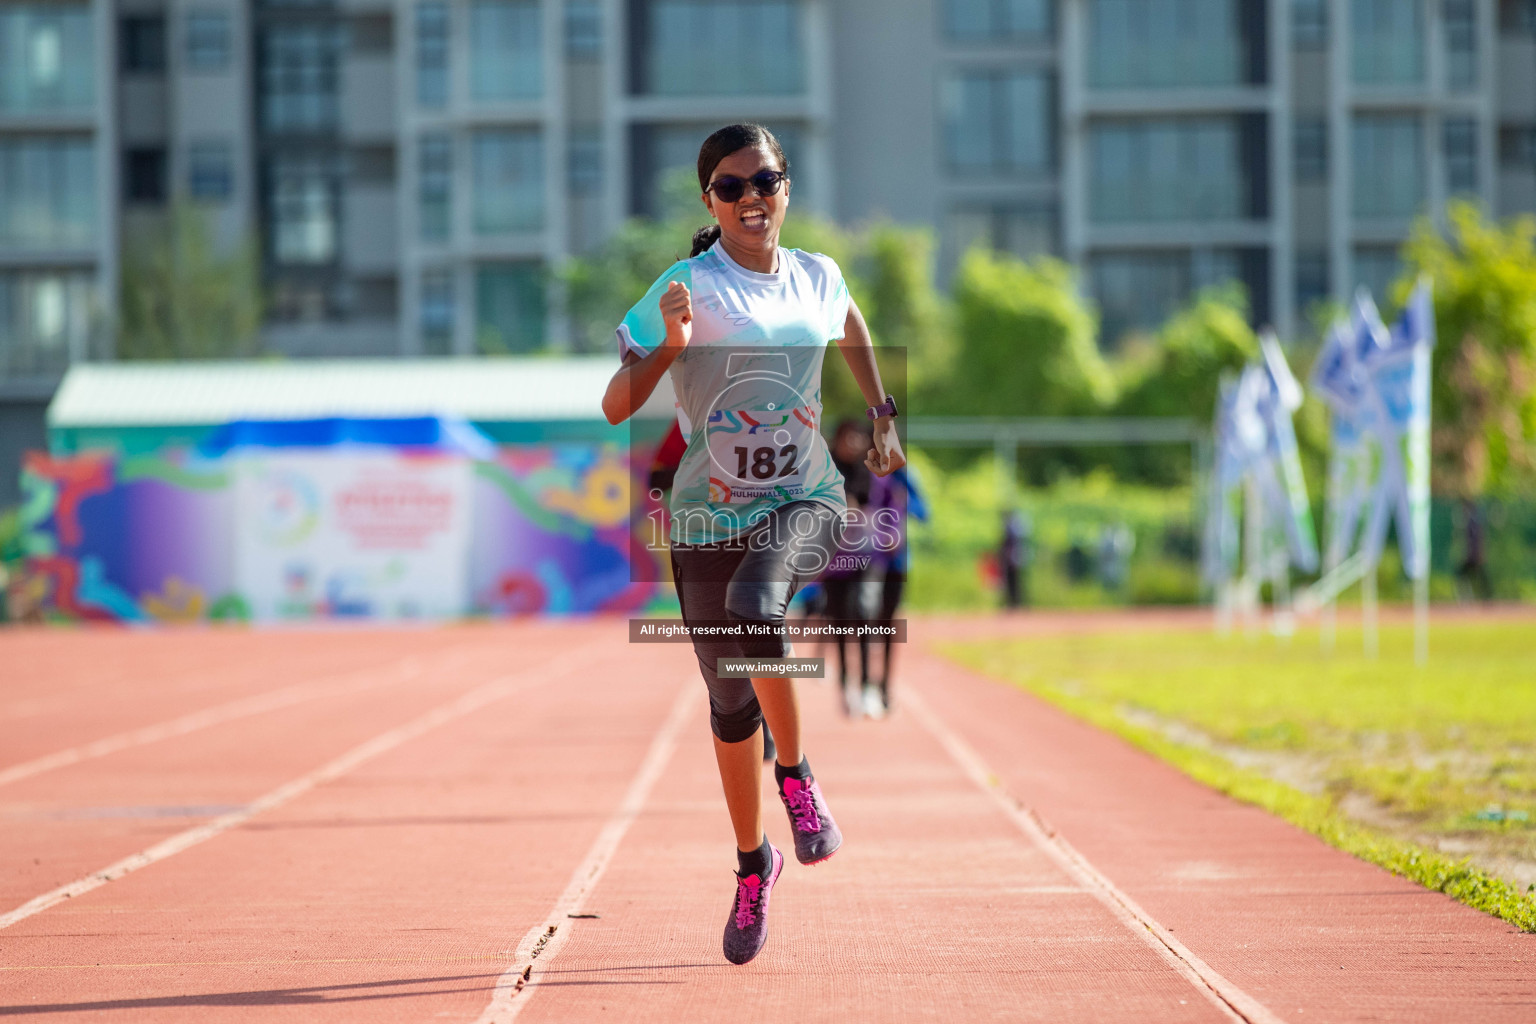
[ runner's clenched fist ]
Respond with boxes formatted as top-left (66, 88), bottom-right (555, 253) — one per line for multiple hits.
top-left (660, 280), bottom-right (692, 349)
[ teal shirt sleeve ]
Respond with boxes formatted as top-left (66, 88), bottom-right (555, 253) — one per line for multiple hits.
top-left (616, 261), bottom-right (692, 359)
top-left (828, 274), bottom-right (850, 341)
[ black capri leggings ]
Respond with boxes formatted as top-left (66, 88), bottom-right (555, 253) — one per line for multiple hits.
top-left (670, 500), bottom-right (841, 743)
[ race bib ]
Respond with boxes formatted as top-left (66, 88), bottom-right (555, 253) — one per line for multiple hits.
top-left (705, 405), bottom-right (818, 504)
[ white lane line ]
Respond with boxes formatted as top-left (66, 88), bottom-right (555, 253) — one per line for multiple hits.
top-left (0, 654), bottom-right (467, 789)
top-left (902, 686), bottom-right (1287, 1024)
top-left (474, 682), bottom-right (698, 1024)
top-left (0, 651), bottom-right (588, 933)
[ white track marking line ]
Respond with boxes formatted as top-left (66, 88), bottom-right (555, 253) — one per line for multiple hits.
top-left (474, 683), bottom-right (698, 1024)
top-left (902, 686), bottom-right (1288, 1024)
top-left (0, 652), bottom-right (472, 789)
top-left (0, 650), bottom-right (592, 933)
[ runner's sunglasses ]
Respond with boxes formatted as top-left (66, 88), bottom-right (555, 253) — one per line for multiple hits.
top-left (704, 170), bottom-right (788, 204)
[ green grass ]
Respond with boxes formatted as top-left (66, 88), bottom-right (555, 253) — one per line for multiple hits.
top-left (940, 620), bottom-right (1536, 932)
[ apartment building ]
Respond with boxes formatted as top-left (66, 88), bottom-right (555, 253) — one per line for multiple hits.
top-left (2, 0), bottom-right (1535, 406)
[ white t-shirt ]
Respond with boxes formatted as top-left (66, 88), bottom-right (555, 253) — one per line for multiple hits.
top-left (617, 240), bottom-right (852, 545)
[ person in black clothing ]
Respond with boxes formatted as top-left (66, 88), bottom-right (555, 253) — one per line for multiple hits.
top-left (1456, 498), bottom-right (1491, 601)
top-left (825, 419), bottom-right (877, 715)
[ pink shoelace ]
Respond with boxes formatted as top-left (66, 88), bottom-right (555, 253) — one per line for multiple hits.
top-left (734, 875), bottom-right (762, 929)
top-left (782, 777), bottom-right (822, 833)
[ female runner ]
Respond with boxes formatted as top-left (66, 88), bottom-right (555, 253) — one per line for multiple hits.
top-left (602, 123), bottom-right (904, 965)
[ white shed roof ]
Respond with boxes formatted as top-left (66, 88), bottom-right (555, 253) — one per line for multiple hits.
top-left (48, 358), bottom-right (674, 426)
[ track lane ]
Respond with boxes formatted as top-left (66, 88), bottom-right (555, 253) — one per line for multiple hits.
top-left (0, 635), bottom-right (557, 911)
top-left (509, 669), bottom-right (1239, 1023)
top-left (0, 629), bottom-right (453, 766)
top-left (0, 627), bottom-right (697, 1023)
top-left (907, 635), bottom-right (1535, 1023)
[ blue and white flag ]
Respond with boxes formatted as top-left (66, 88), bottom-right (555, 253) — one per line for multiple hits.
top-left (1358, 279), bottom-right (1435, 578)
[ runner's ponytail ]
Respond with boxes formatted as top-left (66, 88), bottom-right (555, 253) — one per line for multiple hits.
top-left (690, 225), bottom-right (721, 257)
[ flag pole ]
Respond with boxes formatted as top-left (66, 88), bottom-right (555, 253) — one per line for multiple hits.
top-left (1414, 573), bottom-right (1429, 665)
top-left (1362, 563), bottom-right (1378, 658)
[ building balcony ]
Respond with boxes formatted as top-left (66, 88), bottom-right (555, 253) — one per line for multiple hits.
top-left (1081, 86), bottom-right (1271, 116)
top-left (1084, 218), bottom-right (1272, 250)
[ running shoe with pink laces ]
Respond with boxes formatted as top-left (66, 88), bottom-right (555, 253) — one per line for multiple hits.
top-left (778, 774), bottom-right (842, 865)
top-left (722, 844), bottom-right (784, 965)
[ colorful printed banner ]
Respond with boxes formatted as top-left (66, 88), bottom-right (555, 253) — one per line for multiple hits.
top-left (233, 452), bottom-right (473, 621)
top-left (12, 439), bottom-right (668, 623)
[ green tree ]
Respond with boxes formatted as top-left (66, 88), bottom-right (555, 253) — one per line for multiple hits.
top-left (1108, 284), bottom-right (1259, 483)
top-left (1115, 284), bottom-right (1259, 422)
top-left (1398, 201), bottom-right (1536, 497)
top-left (118, 201), bottom-right (263, 360)
top-left (944, 249), bottom-right (1112, 417)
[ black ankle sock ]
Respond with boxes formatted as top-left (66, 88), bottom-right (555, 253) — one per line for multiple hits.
top-left (737, 836), bottom-right (772, 879)
top-left (774, 756), bottom-right (812, 785)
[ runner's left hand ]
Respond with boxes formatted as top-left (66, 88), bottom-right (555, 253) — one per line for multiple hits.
top-left (865, 418), bottom-right (905, 477)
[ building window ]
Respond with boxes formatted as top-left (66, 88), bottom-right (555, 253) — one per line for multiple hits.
top-left (476, 262), bottom-right (545, 353)
top-left (0, 137), bottom-right (97, 246)
top-left (186, 10), bottom-right (231, 71)
top-left (419, 133), bottom-right (452, 241)
top-left (125, 147), bottom-right (168, 203)
top-left (0, 271), bottom-right (93, 377)
top-left (947, 205), bottom-right (1056, 263)
top-left (421, 270), bottom-right (455, 354)
top-left (943, 70), bottom-right (1053, 176)
top-left (188, 141), bottom-right (233, 201)
top-left (634, 0), bottom-right (802, 97)
top-left (566, 0), bottom-right (601, 57)
top-left (261, 23), bottom-right (341, 132)
top-left (1444, 0), bottom-right (1477, 91)
top-left (1444, 117), bottom-right (1478, 195)
top-left (1090, 117), bottom-right (1263, 223)
top-left (0, 6), bottom-right (95, 114)
top-left (943, 0), bottom-right (1051, 41)
top-left (1091, 247), bottom-right (1266, 343)
top-left (268, 155), bottom-right (338, 264)
top-left (1088, 0), bottom-right (1254, 88)
top-left (415, 1), bottom-right (449, 107)
top-left (1293, 0), bottom-right (1327, 48)
top-left (1352, 114), bottom-right (1423, 218)
top-left (1091, 251), bottom-right (1190, 342)
top-left (471, 0), bottom-right (542, 101)
top-left (1293, 118), bottom-right (1327, 182)
top-left (1353, 245), bottom-right (1400, 302)
top-left (1500, 126), bottom-right (1536, 167)
top-left (349, 15), bottom-right (392, 54)
top-left (121, 15), bottom-right (166, 73)
top-left (1351, 0), bottom-right (1423, 85)
top-left (1295, 252), bottom-right (1329, 314)
top-left (1500, 0), bottom-right (1536, 32)
top-left (569, 132), bottom-right (602, 194)
top-left (473, 129), bottom-right (543, 234)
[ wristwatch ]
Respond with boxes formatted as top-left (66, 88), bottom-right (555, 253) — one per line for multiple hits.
top-left (866, 394), bottom-right (899, 421)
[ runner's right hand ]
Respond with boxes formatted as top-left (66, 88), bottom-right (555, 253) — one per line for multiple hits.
top-left (660, 281), bottom-right (693, 348)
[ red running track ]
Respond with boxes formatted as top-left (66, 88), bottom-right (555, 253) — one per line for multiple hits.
top-left (0, 617), bottom-right (1529, 1022)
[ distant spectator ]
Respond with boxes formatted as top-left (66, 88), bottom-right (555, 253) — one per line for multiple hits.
top-left (1064, 539), bottom-right (1091, 583)
top-left (1000, 509), bottom-right (1031, 609)
top-left (1456, 499), bottom-right (1490, 602)
top-left (1097, 522), bottom-right (1135, 595)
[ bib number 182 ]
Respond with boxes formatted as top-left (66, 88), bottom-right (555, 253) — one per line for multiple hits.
top-left (734, 444), bottom-right (799, 480)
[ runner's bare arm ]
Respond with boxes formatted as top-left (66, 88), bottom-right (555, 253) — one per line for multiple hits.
top-left (602, 281), bottom-right (692, 424)
top-left (836, 299), bottom-right (906, 477)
